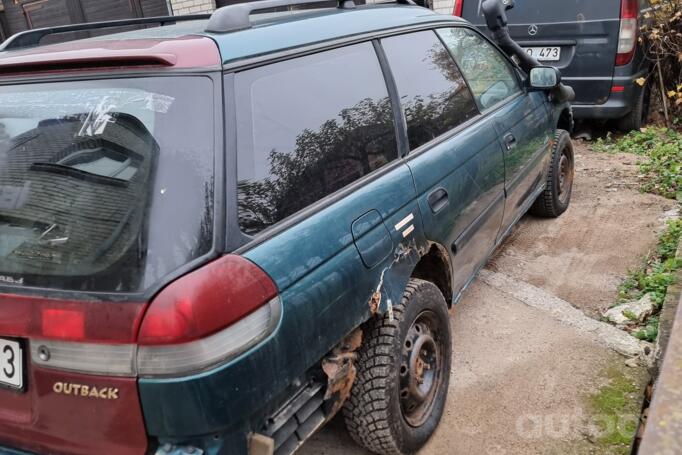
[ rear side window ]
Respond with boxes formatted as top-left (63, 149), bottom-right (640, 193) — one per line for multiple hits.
top-left (437, 28), bottom-right (521, 111)
top-left (235, 42), bottom-right (397, 235)
top-left (381, 30), bottom-right (478, 151)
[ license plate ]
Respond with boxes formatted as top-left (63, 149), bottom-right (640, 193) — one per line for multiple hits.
top-left (0, 338), bottom-right (23, 391)
top-left (523, 47), bottom-right (561, 61)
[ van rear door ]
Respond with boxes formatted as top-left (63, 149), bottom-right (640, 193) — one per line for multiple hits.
top-left (460, 0), bottom-right (622, 105)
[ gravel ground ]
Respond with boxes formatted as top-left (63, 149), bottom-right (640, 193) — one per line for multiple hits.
top-left (299, 141), bottom-right (674, 455)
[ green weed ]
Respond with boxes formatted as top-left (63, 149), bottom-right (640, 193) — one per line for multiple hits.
top-left (593, 127), bottom-right (682, 201)
top-left (617, 219), bottom-right (681, 342)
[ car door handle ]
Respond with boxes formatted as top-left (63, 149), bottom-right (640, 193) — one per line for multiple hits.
top-left (504, 133), bottom-right (517, 151)
top-left (427, 187), bottom-right (449, 214)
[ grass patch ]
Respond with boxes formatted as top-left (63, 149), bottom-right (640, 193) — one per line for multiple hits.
top-left (593, 127), bottom-right (682, 201)
top-left (633, 316), bottom-right (659, 342)
top-left (588, 368), bottom-right (641, 453)
top-left (617, 218), bottom-right (682, 342)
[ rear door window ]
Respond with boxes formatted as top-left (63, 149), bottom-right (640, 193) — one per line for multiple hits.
top-left (235, 42), bottom-right (397, 235)
top-left (380, 30), bottom-right (478, 151)
top-left (437, 28), bottom-right (521, 111)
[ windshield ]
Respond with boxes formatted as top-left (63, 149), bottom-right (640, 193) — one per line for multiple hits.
top-left (0, 77), bottom-right (215, 293)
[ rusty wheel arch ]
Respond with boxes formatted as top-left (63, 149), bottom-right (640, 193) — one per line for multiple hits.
top-left (410, 243), bottom-right (453, 306)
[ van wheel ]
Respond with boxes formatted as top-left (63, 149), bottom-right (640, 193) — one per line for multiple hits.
top-left (618, 84), bottom-right (650, 132)
top-left (530, 129), bottom-right (574, 218)
top-left (343, 279), bottom-right (451, 455)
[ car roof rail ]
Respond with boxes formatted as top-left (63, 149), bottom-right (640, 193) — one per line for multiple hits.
top-left (206, 0), bottom-right (415, 34)
top-left (0, 14), bottom-right (211, 53)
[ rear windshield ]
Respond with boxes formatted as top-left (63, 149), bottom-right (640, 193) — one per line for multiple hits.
top-left (0, 77), bottom-right (215, 294)
top-left (462, 0), bottom-right (621, 23)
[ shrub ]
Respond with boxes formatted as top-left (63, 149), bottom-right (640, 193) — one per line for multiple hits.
top-left (640, 0), bottom-right (682, 124)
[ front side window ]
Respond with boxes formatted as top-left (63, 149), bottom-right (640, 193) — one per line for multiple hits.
top-left (437, 28), bottom-right (521, 110)
top-left (381, 30), bottom-right (478, 151)
top-left (235, 42), bottom-right (397, 235)
top-left (0, 77), bottom-right (215, 293)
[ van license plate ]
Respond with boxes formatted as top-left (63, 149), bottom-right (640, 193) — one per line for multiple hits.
top-left (523, 47), bottom-right (561, 61)
top-left (0, 338), bottom-right (23, 390)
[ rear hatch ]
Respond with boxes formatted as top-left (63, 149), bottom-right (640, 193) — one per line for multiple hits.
top-left (0, 75), bottom-right (215, 454)
top-left (461, 0), bottom-right (622, 104)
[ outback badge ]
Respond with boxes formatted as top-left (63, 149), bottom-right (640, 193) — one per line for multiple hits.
top-left (53, 382), bottom-right (119, 400)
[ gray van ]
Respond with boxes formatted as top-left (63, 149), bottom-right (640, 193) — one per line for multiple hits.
top-left (456, 0), bottom-right (651, 131)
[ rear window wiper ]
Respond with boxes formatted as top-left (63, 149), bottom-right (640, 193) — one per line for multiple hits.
top-left (30, 162), bottom-right (129, 187)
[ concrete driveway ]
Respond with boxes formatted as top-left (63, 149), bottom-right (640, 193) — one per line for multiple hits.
top-left (300, 142), bottom-right (676, 454)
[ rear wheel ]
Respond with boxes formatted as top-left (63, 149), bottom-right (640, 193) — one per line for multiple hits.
top-left (618, 84), bottom-right (650, 132)
top-left (343, 279), bottom-right (451, 455)
top-left (530, 129), bottom-right (574, 218)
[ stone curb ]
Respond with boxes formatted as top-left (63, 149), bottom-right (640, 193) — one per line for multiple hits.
top-left (638, 236), bottom-right (682, 455)
top-left (652, 237), bottom-right (682, 375)
top-left (479, 269), bottom-right (645, 357)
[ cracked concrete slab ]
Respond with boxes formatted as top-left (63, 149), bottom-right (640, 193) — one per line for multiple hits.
top-left (478, 269), bottom-right (645, 357)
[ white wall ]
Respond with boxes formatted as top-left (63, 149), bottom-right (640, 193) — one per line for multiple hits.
top-left (365, 0), bottom-right (454, 14)
top-left (170, 0), bottom-right (216, 15)
top-left (432, 0), bottom-right (455, 15)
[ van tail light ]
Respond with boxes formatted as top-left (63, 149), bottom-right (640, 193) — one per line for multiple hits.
top-left (23, 255), bottom-right (280, 378)
top-left (452, 0), bottom-right (463, 16)
top-left (616, 0), bottom-right (638, 66)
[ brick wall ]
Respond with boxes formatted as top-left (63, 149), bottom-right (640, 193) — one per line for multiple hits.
top-left (432, 0), bottom-right (454, 15)
top-left (365, 0), bottom-right (454, 14)
top-left (170, 0), bottom-right (216, 15)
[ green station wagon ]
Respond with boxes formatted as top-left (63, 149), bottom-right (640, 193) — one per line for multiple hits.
top-left (0, 0), bottom-right (574, 454)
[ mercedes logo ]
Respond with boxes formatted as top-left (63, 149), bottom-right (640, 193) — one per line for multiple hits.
top-left (528, 24), bottom-right (539, 36)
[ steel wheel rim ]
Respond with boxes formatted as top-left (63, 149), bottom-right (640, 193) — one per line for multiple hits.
top-left (557, 148), bottom-right (573, 205)
top-left (399, 310), bottom-right (445, 427)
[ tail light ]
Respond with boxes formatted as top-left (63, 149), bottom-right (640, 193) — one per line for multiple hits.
top-left (24, 255), bottom-right (281, 378)
top-left (452, 0), bottom-right (463, 16)
top-left (136, 255), bottom-right (280, 376)
top-left (616, 0), bottom-right (638, 66)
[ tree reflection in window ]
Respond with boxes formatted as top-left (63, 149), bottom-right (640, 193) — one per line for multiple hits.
top-left (237, 96), bottom-right (396, 234)
top-left (382, 30), bottom-right (479, 151)
top-left (236, 43), bottom-right (397, 235)
top-left (236, 34), bottom-right (480, 235)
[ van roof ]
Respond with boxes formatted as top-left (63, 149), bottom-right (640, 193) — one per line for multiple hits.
top-left (0, 4), bottom-right (464, 71)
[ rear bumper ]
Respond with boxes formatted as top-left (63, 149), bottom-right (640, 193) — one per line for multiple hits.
top-left (0, 368), bottom-right (147, 455)
top-left (571, 94), bottom-right (632, 120)
top-left (570, 72), bottom-right (648, 120)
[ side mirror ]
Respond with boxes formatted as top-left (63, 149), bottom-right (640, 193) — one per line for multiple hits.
top-left (529, 67), bottom-right (561, 90)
